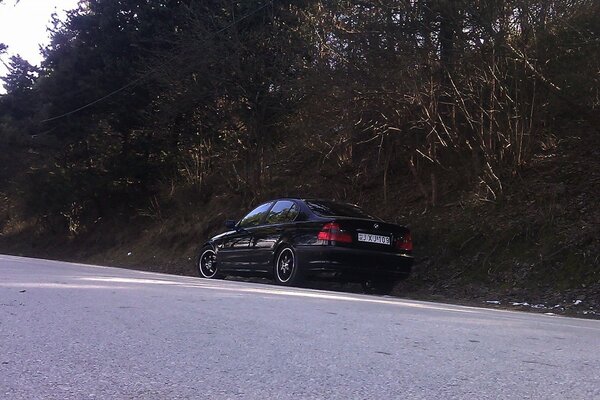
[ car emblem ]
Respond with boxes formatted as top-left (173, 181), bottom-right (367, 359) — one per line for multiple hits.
top-left (374, 223), bottom-right (379, 229)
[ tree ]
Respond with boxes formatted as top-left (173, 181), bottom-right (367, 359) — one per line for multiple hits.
top-left (1, 55), bottom-right (37, 94)
top-left (2, 0), bottom-right (600, 231)
top-left (21, 0), bottom-right (196, 226)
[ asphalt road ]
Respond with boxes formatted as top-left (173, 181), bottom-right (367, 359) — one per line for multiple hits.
top-left (1, 255), bottom-right (599, 399)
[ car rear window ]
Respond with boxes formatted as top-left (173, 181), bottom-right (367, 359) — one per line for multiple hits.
top-left (304, 200), bottom-right (376, 219)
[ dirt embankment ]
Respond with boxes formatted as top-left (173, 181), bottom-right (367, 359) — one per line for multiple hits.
top-left (1, 133), bottom-right (598, 318)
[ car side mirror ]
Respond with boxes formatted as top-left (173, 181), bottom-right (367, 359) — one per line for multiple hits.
top-left (225, 220), bottom-right (237, 230)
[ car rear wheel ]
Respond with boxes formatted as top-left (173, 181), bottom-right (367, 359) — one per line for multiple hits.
top-left (198, 247), bottom-right (223, 279)
top-left (274, 246), bottom-right (301, 286)
top-left (362, 279), bottom-right (395, 295)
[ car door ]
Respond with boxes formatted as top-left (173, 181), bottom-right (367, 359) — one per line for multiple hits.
top-left (217, 202), bottom-right (273, 271)
top-left (249, 200), bottom-right (300, 271)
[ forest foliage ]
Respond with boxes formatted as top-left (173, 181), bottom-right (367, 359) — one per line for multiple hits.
top-left (1, 0), bottom-right (599, 235)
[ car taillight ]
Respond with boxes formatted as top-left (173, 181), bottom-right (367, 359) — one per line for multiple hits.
top-left (396, 231), bottom-right (413, 251)
top-left (317, 222), bottom-right (353, 243)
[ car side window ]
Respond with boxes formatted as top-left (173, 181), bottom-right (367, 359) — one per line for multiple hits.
top-left (287, 203), bottom-right (299, 221)
top-left (238, 203), bottom-right (273, 228)
top-left (265, 201), bottom-right (298, 224)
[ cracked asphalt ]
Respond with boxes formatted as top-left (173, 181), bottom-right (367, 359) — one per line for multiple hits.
top-left (1, 255), bottom-right (599, 399)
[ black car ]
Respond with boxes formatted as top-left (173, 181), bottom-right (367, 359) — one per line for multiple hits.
top-left (197, 198), bottom-right (413, 294)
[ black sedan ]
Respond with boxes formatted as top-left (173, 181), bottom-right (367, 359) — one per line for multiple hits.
top-left (197, 198), bottom-right (413, 294)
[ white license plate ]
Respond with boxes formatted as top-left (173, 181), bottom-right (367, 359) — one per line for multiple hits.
top-left (357, 233), bottom-right (391, 245)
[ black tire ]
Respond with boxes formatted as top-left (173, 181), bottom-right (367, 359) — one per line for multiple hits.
top-left (273, 246), bottom-right (302, 286)
top-left (362, 279), bottom-right (395, 295)
top-left (197, 246), bottom-right (224, 279)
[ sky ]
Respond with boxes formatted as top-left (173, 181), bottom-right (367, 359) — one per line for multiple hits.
top-left (0, 0), bottom-right (80, 82)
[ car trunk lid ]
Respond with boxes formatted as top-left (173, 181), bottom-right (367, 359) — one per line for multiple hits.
top-left (320, 218), bottom-right (411, 253)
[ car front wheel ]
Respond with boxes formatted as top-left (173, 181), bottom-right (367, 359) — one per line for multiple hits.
top-left (198, 246), bottom-right (223, 279)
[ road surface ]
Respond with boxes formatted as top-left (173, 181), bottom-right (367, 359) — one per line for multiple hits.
top-left (1, 254), bottom-right (599, 399)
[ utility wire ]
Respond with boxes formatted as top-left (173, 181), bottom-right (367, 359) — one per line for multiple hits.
top-left (42, 0), bottom-right (274, 123)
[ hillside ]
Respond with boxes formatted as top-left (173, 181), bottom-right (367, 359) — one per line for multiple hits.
top-left (1, 125), bottom-right (598, 318)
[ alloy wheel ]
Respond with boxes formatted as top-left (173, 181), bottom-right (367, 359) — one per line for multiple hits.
top-left (199, 249), bottom-right (218, 278)
top-left (276, 248), bottom-right (295, 283)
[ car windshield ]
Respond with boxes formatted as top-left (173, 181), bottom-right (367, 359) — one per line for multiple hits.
top-left (238, 202), bottom-right (272, 228)
top-left (305, 200), bottom-right (378, 219)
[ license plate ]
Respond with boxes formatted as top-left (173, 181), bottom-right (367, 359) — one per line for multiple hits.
top-left (357, 233), bottom-right (391, 245)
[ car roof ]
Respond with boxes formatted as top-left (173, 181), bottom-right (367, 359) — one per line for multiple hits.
top-left (262, 198), bottom-right (361, 208)
top-left (265, 197), bottom-right (351, 203)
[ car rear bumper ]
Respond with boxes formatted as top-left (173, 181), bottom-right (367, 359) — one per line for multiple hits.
top-left (295, 245), bottom-right (413, 282)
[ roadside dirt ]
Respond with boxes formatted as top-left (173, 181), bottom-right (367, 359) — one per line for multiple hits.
top-left (1, 131), bottom-right (598, 319)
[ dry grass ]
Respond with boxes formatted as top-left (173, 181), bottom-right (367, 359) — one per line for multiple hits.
top-left (1, 129), bottom-right (598, 317)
